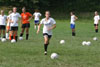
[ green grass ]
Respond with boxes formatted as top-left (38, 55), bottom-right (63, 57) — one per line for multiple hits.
top-left (0, 19), bottom-right (100, 67)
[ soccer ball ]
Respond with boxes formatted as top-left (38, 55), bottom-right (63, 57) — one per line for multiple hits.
top-left (60, 40), bottom-right (65, 44)
top-left (1, 38), bottom-right (6, 42)
top-left (86, 41), bottom-right (91, 46)
top-left (11, 39), bottom-right (16, 43)
top-left (93, 37), bottom-right (98, 41)
top-left (19, 37), bottom-right (23, 40)
top-left (82, 41), bottom-right (87, 45)
top-left (51, 53), bottom-right (58, 59)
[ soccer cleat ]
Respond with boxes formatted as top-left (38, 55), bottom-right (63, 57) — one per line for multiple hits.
top-left (44, 51), bottom-right (47, 55)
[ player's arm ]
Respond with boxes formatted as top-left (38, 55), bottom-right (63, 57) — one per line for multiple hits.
top-left (48, 24), bottom-right (56, 31)
top-left (75, 16), bottom-right (78, 20)
top-left (28, 16), bottom-right (33, 22)
top-left (37, 24), bottom-right (42, 34)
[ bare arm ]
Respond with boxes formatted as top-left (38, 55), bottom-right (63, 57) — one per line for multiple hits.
top-left (37, 24), bottom-right (42, 34)
top-left (48, 24), bottom-right (56, 31)
top-left (75, 16), bottom-right (78, 20)
top-left (28, 16), bottom-right (33, 21)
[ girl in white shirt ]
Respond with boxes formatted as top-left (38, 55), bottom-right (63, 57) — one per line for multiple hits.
top-left (0, 10), bottom-right (7, 39)
top-left (37, 11), bottom-right (56, 55)
top-left (94, 11), bottom-right (100, 33)
top-left (10, 7), bottom-right (21, 42)
top-left (70, 12), bottom-right (78, 36)
top-left (33, 9), bottom-right (41, 30)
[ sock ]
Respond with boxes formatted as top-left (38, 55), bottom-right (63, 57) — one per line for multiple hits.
top-left (20, 33), bottom-right (23, 37)
top-left (15, 36), bottom-right (18, 42)
top-left (95, 29), bottom-right (98, 33)
top-left (26, 34), bottom-right (29, 40)
top-left (3, 35), bottom-right (5, 38)
top-left (44, 44), bottom-right (48, 52)
top-left (11, 36), bottom-right (13, 40)
top-left (6, 33), bottom-right (9, 38)
top-left (72, 32), bottom-right (76, 36)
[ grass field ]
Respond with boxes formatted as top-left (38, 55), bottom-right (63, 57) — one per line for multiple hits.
top-left (0, 19), bottom-right (100, 67)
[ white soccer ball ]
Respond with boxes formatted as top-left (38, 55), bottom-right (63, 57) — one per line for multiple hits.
top-left (51, 53), bottom-right (58, 59)
top-left (86, 41), bottom-right (91, 46)
top-left (11, 39), bottom-right (16, 43)
top-left (1, 38), bottom-right (6, 42)
top-left (60, 40), bottom-right (65, 44)
top-left (93, 37), bottom-right (98, 41)
top-left (19, 37), bottom-right (23, 40)
top-left (82, 41), bottom-right (87, 45)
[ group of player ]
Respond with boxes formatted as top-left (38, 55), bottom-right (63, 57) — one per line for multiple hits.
top-left (0, 7), bottom-right (42, 42)
top-left (0, 6), bottom-right (100, 55)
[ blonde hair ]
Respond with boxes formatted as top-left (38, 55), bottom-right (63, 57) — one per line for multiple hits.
top-left (8, 10), bottom-right (12, 14)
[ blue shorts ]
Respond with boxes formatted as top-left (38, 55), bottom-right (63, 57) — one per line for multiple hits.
top-left (70, 24), bottom-right (75, 29)
top-left (34, 20), bottom-right (39, 24)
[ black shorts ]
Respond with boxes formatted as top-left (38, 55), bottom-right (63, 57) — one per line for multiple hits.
top-left (43, 33), bottom-right (52, 39)
top-left (94, 24), bottom-right (98, 26)
top-left (11, 26), bottom-right (18, 31)
top-left (22, 23), bottom-right (30, 28)
top-left (0, 25), bottom-right (6, 30)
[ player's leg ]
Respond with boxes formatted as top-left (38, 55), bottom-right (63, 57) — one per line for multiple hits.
top-left (20, 24), bottom-right (25, 37)
top-left (25, 23), bottom-right (30, 40)
top-left (14, 27), bottom-right (18, 41)
top-left (72, 28), bottom-right (75, 36)
top-left (6, 26), bottom-right (10, 39)
top-left (43, 34), bottom-right (50, 55)
top-left (3, 30), bottom-right (5, 38)
top-left (11, 30), bottom-right (14, 40)
top-left (14, 30), bottom-right (18, 41)
top-left (2, 26), bottom-right (6, 38)
top-left (0, 29), bottom-right (1, 40)
top-left (20, 28), bottom-right (25, 37)
top-left (26, 28), bottom-right (29, 40)
top-left (71, 24), bottom-right (76, 36)
top-left (95, 24), bottom-right (98, 33)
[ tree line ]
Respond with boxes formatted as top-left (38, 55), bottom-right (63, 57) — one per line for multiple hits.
top-left (0, 0), bottom-right (100, 12)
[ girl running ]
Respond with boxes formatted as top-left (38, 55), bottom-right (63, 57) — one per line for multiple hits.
top-left (37, 11), bottom-right (56, 55)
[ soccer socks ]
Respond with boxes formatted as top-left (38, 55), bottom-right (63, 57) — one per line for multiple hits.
top-left (11, 36), bottom-right (13, 40)
top-left (20, 33), bottom-right (23, 37)
top-left (72, 32), bottom-right (76, 36)
top-left (3, 35), bottom-right (5, 38)
top-left (6, 33), bottom-right (9, 39)
top-left (95, 29), bottom-right (98, 33)
top-left (44, 44), bottom-right (48, 52)
top-left (26, 34), bottom-right (29, 40)
top-left (15, 36), bottom-right (18, 42)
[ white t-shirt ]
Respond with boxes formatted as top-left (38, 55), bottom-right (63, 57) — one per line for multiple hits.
top-left (0, 15), bottom-right (7, 26)
top-left (7, 15), bottom-right (11, 26)
top-left (40, 18), bottom-right (56, 35)
top-left (94, 15), bottom-right (100, 24)
top-left (10, 12), bottom-right (21, 27)
top-left (33, 12), bottom-right (41, 20)
top-left (70, 15), bottom-right (75, 24)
